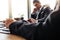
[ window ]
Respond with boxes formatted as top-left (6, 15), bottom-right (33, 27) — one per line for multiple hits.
top-left (0, 0), bottom-right (9, 21)
top-left (11, 0), bottom-right (28, 20)
top-left (0, 0), bottom-right (28, 21)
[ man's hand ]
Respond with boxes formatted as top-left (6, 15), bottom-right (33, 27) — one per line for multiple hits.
top-left (28, 18), bottom-right (37, 23)
top-left (33, 8), bottom-right (37, 13)
top-left (4, 18), bottom-right (14, 28)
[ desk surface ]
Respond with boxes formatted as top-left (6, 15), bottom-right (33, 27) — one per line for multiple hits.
top-left (0, 33), bottom-right (26, 40)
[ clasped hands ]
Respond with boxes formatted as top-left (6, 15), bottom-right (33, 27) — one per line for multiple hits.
top-left (3, 18), bottom-right (37, 28)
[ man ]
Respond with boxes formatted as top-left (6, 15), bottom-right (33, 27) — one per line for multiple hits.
top-left (33, 0), bottom-right (60, 40)
top-left (31, 0), bottom-right (42, 19)
top-left (30, 0), bottom-right (52, 23)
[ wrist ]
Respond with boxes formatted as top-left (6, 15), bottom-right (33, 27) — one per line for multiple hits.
top-left (36, 20), bottom-right (38, 23)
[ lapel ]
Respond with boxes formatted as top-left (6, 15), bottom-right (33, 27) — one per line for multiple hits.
top-left (38, 5), bottom-right (45, 19)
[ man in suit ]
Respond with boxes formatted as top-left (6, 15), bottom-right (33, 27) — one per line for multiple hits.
top-left (31, 0), bottom-right (52, 23)
top-left (33, 0), bottom-right (60, 40)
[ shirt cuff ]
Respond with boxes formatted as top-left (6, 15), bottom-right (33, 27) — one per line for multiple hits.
top-left (35, 20), bottom-right (38, 23)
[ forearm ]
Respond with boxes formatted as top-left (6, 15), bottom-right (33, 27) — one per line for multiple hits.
top-left (9, 23), bottom-right (38, 40)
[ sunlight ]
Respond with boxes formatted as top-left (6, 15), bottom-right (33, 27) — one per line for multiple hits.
top-left (0, 0), bottom-right (9, 21)
top-left (11, 0), bottom-right (28, 20)
top-left (40, 0), bottom-right (56, 9)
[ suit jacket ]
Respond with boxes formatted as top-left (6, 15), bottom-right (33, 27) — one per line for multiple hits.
top-left (33, 8), bottom-right (60, 40)
top-left (9, 22), bottom-right (39, 40)
top-left (31, 5), bottom-right (52, 22)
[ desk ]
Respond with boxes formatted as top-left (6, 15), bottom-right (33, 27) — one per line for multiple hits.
top-left (0, 33), bottom-right (26, 40)
top-left (0, 21), bottom-right (26, 40)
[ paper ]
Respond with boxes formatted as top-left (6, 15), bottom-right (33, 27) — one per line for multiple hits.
top-left (0, 27), bottom-right (10, 34)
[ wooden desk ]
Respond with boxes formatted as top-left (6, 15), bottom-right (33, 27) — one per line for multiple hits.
top-left (0, 33), bottom-right (26, 40)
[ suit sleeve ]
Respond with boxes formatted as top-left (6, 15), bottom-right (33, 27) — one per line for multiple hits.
top-left (9, 22), bottom-right (39, 40)
top-left (38, 7), bottom-right (52, 22)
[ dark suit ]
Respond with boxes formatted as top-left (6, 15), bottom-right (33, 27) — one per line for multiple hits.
top-left (9, 22), bottom-right (39, 40)
top-left (31, 5), bottom-right (52, 22)
top-left (33, 8), bottom-right (60, 40)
